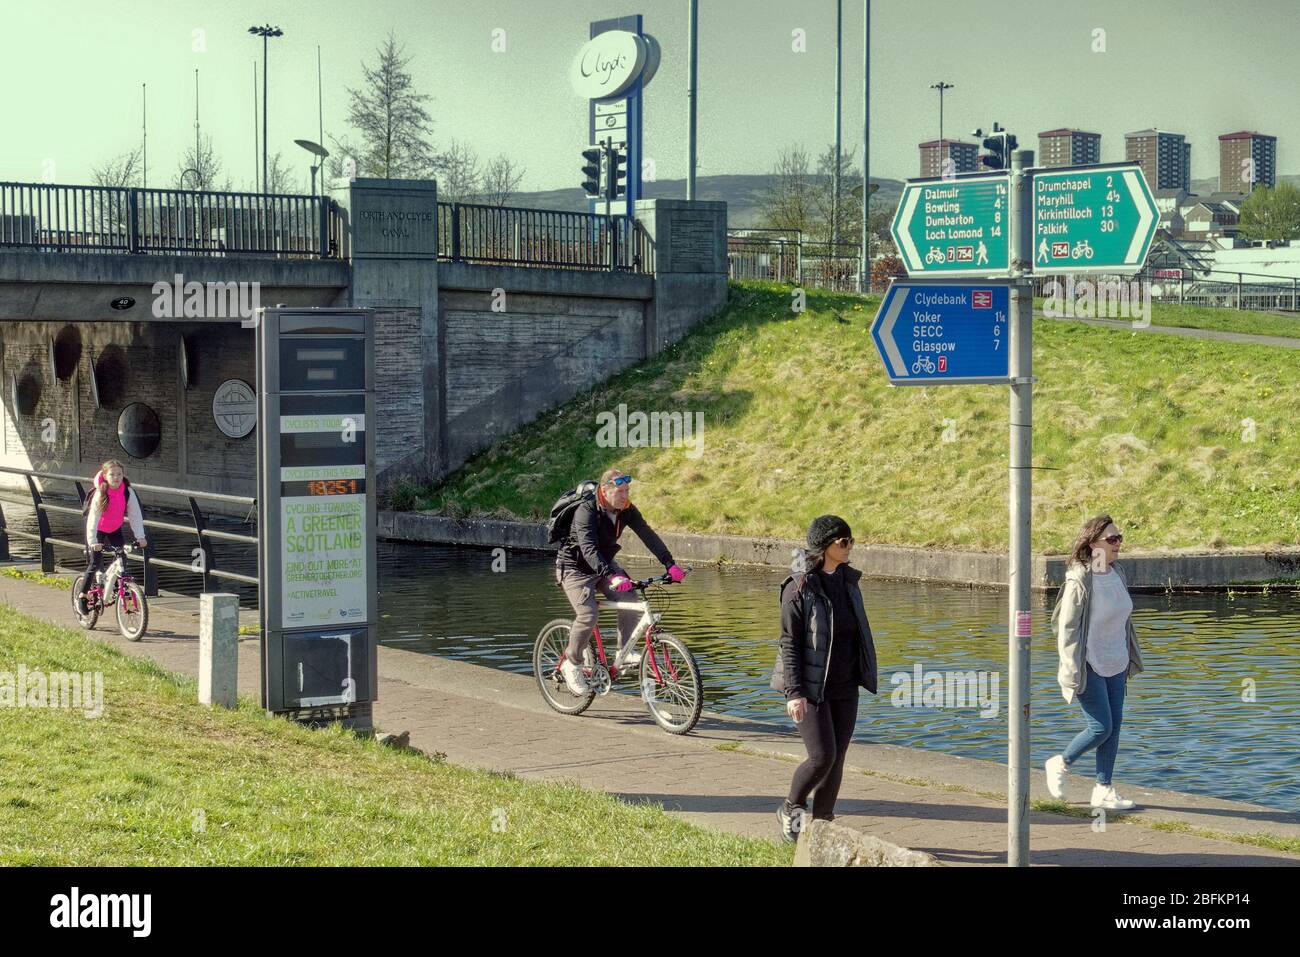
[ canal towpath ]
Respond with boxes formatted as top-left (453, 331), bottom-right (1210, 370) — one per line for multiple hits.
top-left (2, 568), bottom-right (1298, 866)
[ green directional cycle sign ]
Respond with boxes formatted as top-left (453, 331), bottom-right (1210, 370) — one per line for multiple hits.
top-left (1031, 163), bottom-right (1157, 274)
top-left (891, 173), bottom-right (1011, 277)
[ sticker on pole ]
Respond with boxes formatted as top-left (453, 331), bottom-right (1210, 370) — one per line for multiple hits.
top-left (1015, 611), bottom-right (1032, 637)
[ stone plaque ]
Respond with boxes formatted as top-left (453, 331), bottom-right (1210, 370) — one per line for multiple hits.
top-left (351, 190), bottom-right (438, 259)
top-left (668, 216), bottom-right (715, 273)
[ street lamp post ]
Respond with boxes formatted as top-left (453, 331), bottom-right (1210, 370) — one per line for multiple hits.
top-left (248, 24), bottom-right (284, 194)
top-left (930, 81), bottom-right (954, 143)
top-left (295, 139), bottom-right (330, 199)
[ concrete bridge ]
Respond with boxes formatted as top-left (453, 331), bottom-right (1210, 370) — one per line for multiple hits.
top-left (0, 178), bottom-right (727, 501)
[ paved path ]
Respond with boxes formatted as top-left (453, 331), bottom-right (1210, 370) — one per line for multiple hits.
top-left (3, 569), bottom-right (1297, 867)
top-left (1034, 310), bottom-right (1300, 349)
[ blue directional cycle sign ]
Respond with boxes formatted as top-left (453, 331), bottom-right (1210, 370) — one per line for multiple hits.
top-left (870, 280), bottom-right (1012, 386)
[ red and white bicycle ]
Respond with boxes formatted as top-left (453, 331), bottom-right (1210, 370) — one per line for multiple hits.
top-left (533, 572), bottom-right (704, 735)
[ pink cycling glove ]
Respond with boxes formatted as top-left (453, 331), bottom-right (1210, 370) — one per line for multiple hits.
top-left (667, 564), bottom-right (686, 583)
top-left (610, 576), bottom-right (635, 592)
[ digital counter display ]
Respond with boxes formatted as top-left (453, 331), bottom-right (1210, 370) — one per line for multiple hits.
top-left (308, 479), bottom-right (359, 496)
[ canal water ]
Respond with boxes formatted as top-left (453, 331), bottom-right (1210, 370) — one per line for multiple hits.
top-left (6, 500), bottom-right (1298, 811)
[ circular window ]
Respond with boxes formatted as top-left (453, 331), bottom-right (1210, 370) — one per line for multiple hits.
top-left (117, 403), bottom-right (161, 459)
top-left (94, 344), bottom-right (128, 407)
top-left (53, 326), bottom-right (82, 380)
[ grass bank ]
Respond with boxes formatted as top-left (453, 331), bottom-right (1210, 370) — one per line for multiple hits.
top-left (0, 603), bottom-right (789, 865)
top-left (400, 281), bottom-right (1298, 554)
top-left (1034, 296), bottom-right (1300, 339)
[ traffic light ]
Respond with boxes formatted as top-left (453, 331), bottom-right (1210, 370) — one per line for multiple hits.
top-left (976, 123), bottom-right (1018, 170)
top-left (606, 145), bottom-right (627, 201)
top-left (581, 146), bottom-right (603, 197)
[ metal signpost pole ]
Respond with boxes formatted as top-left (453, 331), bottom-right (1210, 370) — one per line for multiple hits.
top-left (1007, 148), bottom-right (1034, 867)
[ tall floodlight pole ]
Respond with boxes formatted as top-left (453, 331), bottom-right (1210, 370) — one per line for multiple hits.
top-left (141, 83), bottom-right (148, 189)
top-left (249, 24), bottom-right (284, 193)
top-left (860, 1), bottom-right (870, 292)
top-left (687, 0), bottom-right (698, 200)
top-left (931, 81), bottom-right (954, 143)
top-left (832, 0), bottom-right (842, 251)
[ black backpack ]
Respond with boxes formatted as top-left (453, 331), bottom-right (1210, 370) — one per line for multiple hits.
top-left (546, 480), bottom-right (598, 544)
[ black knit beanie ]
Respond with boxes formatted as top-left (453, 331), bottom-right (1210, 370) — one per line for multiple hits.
top-left (806, 514), bottom-right (852, 551)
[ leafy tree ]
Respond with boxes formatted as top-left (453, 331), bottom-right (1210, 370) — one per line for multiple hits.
top-left (336, 31), bottom-right (439, 180)
top-left (1237, 183), bottom-right (1300, 242)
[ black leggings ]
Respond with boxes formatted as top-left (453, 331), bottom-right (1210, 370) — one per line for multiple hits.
top-left (84, 528), bottom-right (125, 582)
top-left (787, 692), bottom-right (859, 819)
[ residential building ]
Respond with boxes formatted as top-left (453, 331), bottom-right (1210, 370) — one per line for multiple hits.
top-left (919, 139), bottom-right (979, 177)
top-left (1219, 131), bottom-right (1277, 192)
top-left (1125, 129), bottom-right (1191, 191)
top-left (1037, 128), bottom-right (1101, 167)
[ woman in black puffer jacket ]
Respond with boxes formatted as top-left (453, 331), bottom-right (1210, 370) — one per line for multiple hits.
top-left (771, 515), bottom-right (878, 842)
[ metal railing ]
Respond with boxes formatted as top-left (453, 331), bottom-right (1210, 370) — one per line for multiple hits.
top-left (0, 181), bottom-right (343, 259)
top-left (437, 201), bottom-right (654, 273)
top-left (0, 466), bottom-right (258, 597)
top-left (727, 229), bottom-right (866, 292)
top-left (1031, 266), bottom-right (1300, 315)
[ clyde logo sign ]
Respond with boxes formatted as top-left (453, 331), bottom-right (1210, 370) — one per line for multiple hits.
top-left (570, 29), bottom-right (661, 100)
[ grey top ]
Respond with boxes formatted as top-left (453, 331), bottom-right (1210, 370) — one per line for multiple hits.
top-left (1052, 560), bottom-right (1145, 703)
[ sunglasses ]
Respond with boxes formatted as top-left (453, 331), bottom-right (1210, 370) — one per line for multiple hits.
top-left (831, 536), bottom-right (855, 548)
top-left (1100, 534), bottom-right (1123, 545)
top-left (606, 475), bottom-right (633, 488)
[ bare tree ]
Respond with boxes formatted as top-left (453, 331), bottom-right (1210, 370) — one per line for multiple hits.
top-left (480, 154), bottom-right (526, 207)
top-left (343, 31), bottom-right (439, 179)
top-left (811, 143), bottom-right (861, 249)
top-left (263, 151), bottom-right (300, 195)
top-left (91, 148), bottom-right (143, 189)
top-left (758, 145), bottom-right (814, 236)
top-left (173, 133), bottom-right (229, 191)
top-left (438, 139), bottom-right (481, 204)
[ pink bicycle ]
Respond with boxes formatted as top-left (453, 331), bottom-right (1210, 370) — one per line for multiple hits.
top-left (533, 571), bottom-right (703, 734)
top-left (72, 544), bottom-right (149, 640)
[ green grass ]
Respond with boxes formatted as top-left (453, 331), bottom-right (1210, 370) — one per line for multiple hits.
top-left (0, 603), bottom-right (790, 866)
top-left (408, 281), bottom-right (1300, 553)
top-left (1034, 296), bottom-right (1300, 339)
top-left (1, 566), bottom-right (70, 589)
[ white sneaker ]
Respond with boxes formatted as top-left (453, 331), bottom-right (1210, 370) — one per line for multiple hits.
top-left (1045, 754), bottom-right (1070, 800)
top-left (560, 658), bottom-right (589, 696)
top-left (619, 646), bottom-right (642, 668)
top-left (1090, 784), bottom-right (1136, 810)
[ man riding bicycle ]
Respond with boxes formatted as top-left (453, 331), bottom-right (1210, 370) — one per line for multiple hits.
top-left (554, 469), bottom-right (686, 695)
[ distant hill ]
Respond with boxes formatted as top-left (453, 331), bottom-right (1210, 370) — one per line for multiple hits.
top-left (507, 173), bottom-right (906, 229)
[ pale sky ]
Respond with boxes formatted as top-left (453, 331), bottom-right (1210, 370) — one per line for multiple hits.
top-left (0, 0), bottom-right (1295, 193)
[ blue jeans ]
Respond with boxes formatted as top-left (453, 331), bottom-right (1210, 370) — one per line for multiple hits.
top-left (1062, 664), bottom-right (1127, 785)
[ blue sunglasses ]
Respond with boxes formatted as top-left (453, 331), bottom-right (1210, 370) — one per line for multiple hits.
top-left (607, 475), bottom-right (633, 487)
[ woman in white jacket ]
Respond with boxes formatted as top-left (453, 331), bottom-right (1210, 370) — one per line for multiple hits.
top-left (1045, 514), bottom-right (1145, 811)
top-left (78, 460), bottom-right (147, 611)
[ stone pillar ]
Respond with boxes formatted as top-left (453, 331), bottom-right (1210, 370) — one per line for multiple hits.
top-left (198, 593), bottom-right (239, 708)
top-left (345, 178), bottom-right (442, 487)
top-left (634, 199), bottom-right (729, 357)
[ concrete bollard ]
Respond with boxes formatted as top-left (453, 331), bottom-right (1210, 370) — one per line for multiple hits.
top-left (199, 594), bottom-right (239, 709)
